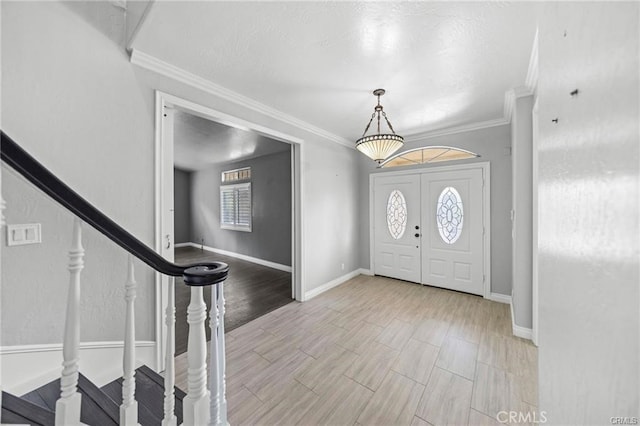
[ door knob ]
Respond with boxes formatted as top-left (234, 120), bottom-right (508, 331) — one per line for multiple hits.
top-left (415, 233), bottom-right (420, 238)
top-left (415, 225), bottom-right (420, 230)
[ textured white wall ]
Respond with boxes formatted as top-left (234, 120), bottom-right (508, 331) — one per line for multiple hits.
top-left (537, 2), bottom-right (639, 423)
top-left (1, 2), bottom-right (156, 345)
top-left (361, 124), bottom-right (513, 296)
top-left (2, 0), bottom-right (364, 349)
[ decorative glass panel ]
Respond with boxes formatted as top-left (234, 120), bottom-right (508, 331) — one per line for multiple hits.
top-left (386, 190), bottom-right (407, 239)
top-left (380, 146), bottom-right (479, 168)
top-left (222, 167), bottom-right (251, 182)
top-left (436, 187), bottom-right (463, 244)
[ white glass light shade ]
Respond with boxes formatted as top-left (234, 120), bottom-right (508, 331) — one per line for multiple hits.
top-left (356, 134), bottom-right (404, 164)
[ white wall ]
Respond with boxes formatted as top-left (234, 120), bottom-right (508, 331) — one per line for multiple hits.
top-left (1, 0), bottom-right (363, 353)
top-left (511, 92), bottom-right (534, 329)
top-left (1, 2), bottom-right (156, 345)
top-left (537, 2), bottom-right (639, 423)
top-left (361, 124), bottom-right (513, 296)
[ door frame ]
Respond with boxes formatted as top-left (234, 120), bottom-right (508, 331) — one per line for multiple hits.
top-left (369, 161), bottom-right (491, 299)
top-left (154, 91), bottom-right (304, 370)
top-left (531, 98), bottom-right (539, 346)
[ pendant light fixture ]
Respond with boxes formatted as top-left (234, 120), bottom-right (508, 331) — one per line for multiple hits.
top-left (355, 89), bottom-right (404, 164)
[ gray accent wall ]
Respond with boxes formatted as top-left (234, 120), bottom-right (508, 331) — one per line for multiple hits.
top-left (190, 150), bottom-right (292, 266)
top-left (360, 124), bottom-right (513, 296)
top-left (174, 168), bottom-right (192, 244)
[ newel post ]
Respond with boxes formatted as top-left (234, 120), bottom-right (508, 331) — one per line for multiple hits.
top-left (182, 286), bottom-right (210, 426)
top-left (55, 218), bottom-right (84, 426)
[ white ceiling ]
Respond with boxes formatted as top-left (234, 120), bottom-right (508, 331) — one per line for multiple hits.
top-left (134, 2), bottom-right (540, 143)
top-left (173, 110), bottom-right (290, 171)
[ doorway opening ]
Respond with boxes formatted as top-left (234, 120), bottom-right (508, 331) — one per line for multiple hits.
top-left (155, 92), bottom-right (303, 360)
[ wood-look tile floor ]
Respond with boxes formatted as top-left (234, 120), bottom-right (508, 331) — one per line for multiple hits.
top-left (174, 275), bottom-right (537, 426)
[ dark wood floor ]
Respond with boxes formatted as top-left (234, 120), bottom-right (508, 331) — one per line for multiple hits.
top-left (174, 247), bottom-right (292, 355)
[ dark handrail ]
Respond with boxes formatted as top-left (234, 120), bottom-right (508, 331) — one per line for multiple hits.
top-left (1, 131), bottom-right (228, 286)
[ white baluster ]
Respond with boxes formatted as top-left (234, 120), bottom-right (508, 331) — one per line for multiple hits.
top-left (208, 285), bottom-right (220, 426)
top-left (121, 255), bottom-right (139, 425)
top-left (55, 218), bottom-right (84, 426)
top-left (182, 287), bottom-right (210, 426)
top-left (162, 277), bottom-right (177, 426)
top-left (1, 195), bottom-right (5, 412)
top-left (209, 283), bottom-right (229, 425)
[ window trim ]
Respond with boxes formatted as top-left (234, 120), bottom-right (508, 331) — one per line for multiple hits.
top-left (220, 182), bottom-right (252, 232)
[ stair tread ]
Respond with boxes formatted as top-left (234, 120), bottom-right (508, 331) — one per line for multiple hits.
top-left (101, 378), bottom-right (162, 426)
top-left (137, 365), bottom-right (187, 400)
top-left (21, 373), bottom-right (119, 426)
top-left (100, 365), bottom-right (185, 425)
top-left (2, 391), bottom-right (55, 426)
top-left (12, 365), bottom-right (187, 426)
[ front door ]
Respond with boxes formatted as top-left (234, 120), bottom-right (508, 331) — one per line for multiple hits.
top-left (421, 169), bottom-right (484, 295)
top-left (373, 174), bottom-right (421, 282)
top-left (371, 166), bottom-right (487, 296)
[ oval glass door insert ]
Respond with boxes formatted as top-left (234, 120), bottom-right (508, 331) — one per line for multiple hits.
top-left (387, 190), bottom-right (407, 239)
top-left (436, 186), bottom-right (464, 244)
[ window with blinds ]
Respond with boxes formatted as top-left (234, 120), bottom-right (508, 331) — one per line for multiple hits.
top-left (220, 182), bottom-right (252, 231)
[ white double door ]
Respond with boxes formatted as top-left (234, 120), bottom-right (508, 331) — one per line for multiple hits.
top-left (373, 168), bottom-right (485, 295)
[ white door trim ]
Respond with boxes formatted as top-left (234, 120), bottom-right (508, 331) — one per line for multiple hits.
top-left (154, 91), bottom-right (304, 370)
top-left (531, 98), bottom-right (539, 346)
top-left (369, 161), bottom-right (491, 299)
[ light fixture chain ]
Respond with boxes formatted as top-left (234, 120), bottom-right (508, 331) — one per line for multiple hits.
top-left (381, 111), bottom-right (397, 134)
top-left (361, 111), bottom-right (377, 137)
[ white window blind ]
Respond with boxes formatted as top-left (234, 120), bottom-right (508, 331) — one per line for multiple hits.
top-left (220, 182), bottom-right (252, 231)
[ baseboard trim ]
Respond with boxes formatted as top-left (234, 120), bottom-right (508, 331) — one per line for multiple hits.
top-left (509, 300), bottom-right (533, 340)
top-left (1, 341), bottom-right (156, 395)
top-left (179, 242), bottom-right (292, 273)
top-left (304, 269), bottom-right (362, 301)
top-left (359, 268), bottom-right (374, 276)
top-left (488, 292), bottom-right (512, 304)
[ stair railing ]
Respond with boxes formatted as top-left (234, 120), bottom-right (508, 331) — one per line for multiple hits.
top-left (1, 131), bottom-right (230, 426)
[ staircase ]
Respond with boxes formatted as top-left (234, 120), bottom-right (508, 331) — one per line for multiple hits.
top-left (1, 131), bottom-right (230, 425)
top-left (2, 366), bottom-right (185, 426)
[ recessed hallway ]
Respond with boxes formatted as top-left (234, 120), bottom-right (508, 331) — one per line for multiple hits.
top-left (175, 275), bottom-right (537, 425)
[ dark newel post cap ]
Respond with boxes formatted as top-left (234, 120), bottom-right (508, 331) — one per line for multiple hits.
top-left (182, 262), bottom-right (230, 286)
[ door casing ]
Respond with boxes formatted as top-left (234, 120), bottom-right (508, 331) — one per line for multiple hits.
top-left (154, 91), bottom-right (304, 370)
top-left (369, 161), bottom-right (491, 299)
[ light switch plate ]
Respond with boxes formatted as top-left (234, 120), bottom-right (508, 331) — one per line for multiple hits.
top-left (7, 223), bottom-right (42, 246)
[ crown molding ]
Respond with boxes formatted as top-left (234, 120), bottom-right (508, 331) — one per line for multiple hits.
top-left (130, 49), bottom-right (353, 149)
top-left (525, 28), bottom-right (539, 93)
top-left (504, 86), bottom-right (534, 121)
top-left (404, 117), bottom-right (510, 142)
